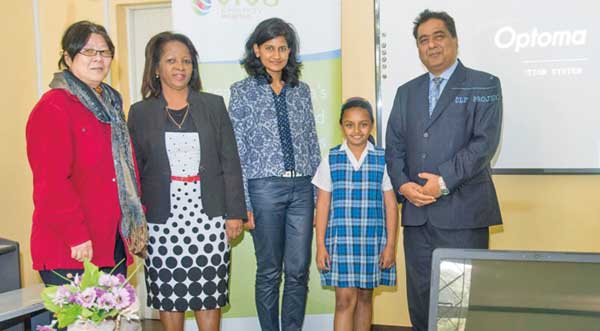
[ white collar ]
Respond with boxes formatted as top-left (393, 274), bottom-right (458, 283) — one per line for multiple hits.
top-left (428, 59), bottom-right (459, 82)
top-left (339, 140), bottom-right (375, 171)
top-left (339, 140), bottom-right (375, 152)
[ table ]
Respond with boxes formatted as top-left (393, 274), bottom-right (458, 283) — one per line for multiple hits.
top-left (0, 284), bottom-right (49, 330)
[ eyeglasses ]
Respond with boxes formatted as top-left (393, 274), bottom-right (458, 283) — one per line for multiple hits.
top-left (79, 48), bottom-right (113, 58)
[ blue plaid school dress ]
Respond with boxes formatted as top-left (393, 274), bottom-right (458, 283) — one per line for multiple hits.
top-left (321, 145), bottom-right (396, 288)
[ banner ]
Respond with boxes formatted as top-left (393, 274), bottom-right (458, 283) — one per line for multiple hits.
top-left (172, 0), bottom-right (342, 329)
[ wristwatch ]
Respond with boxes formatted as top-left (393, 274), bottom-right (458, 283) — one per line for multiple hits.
top-left (438, 176), bottom-right (450, 196)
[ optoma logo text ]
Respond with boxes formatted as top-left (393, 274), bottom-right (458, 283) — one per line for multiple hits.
top-left (494, 26), bottom-right (586, 52)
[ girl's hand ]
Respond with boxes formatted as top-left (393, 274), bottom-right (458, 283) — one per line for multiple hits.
top-left (379, 244), bottom-right (396, 269)
top-left (316, 245), bottom-right (331, 271)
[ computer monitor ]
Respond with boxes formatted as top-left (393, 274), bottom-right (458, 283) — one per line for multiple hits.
top-left (428, 248), bottom-right (600, 331)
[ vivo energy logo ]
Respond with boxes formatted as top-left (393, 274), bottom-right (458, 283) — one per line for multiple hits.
top-left (192, 0), bottom-right (279, 16)
top-left (192, 0), bottom-right (213, 15)
top-left (219, 0), bottom-right (279, 5)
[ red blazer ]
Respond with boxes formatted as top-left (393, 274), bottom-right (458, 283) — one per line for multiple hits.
top-left (26, 89), bottom-right (133, 270)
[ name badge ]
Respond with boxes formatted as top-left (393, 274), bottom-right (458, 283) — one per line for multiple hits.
top-left (454, 95), bottom-right (500, 104)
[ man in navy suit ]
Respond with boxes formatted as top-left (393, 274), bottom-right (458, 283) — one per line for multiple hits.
top-left (385, 9), bottom-right (503, 331)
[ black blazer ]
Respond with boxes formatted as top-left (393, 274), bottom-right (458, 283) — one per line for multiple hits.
top-left (128, 90), bottom-right (246, 224)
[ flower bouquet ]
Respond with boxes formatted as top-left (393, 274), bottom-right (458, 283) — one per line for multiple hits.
top-left (38, 260), bottom-right (141, 331)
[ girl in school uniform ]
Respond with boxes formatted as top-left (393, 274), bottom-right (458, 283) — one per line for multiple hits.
top-left (313, 97), bottom-right (398, 331)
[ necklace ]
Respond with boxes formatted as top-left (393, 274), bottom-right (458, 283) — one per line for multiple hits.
top-left (93, 85), bottom-right (103, 95)
top-left (165, 104), bottom-right (190, 129)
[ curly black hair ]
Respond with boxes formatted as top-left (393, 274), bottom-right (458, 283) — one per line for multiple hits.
top-left (241, 17), bottom-right (302, 87)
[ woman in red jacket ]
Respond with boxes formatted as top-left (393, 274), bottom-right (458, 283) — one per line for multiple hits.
top-left (26, 21), bottom-right (147, 285)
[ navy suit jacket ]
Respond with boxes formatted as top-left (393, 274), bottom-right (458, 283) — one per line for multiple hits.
top-left (385, 60), bottom-right (503, 229)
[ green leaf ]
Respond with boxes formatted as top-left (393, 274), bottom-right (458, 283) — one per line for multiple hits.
top-left (89, 314), bottom-right (100, 323)
top-left (41, 286), bottom-right (58, 297)
top-left (81, 308), bottom-right (93, 318)
top-left (56, 304), bottom-right (81, 328)
top-left (80, 259), bottom-right (100, 290)
top-left (93, 310), bottom-right (106, 322)
top-left (40, 287), bottom-right (60, 312)
top-left (91, 309), bottom-right (106, 323)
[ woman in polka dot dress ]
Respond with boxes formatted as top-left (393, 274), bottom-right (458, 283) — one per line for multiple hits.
top-left (128, 32), bottom-right (246, 331)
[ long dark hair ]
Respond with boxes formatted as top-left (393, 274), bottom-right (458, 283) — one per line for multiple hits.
top-left (58, 21), bottom-right (114, 69)
top-left (140, 32), bottom-right (202, 99)
top-left (241, 17), bottom-right (302, 87)
top-left (339, 97), bottom-right (376, 144)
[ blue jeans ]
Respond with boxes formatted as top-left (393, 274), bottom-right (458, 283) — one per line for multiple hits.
top-left (248, 176), bottom-right (314, 331)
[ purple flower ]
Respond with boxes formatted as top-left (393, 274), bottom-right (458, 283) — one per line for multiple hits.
top-left (115, 274), bottom-right (127, 285)
top-left (99, 274), bottom-right (121, 287)
top-left (36, 325), bottom-right (56, 331)
top-left (96, 292), bottom-right (117, 311)
top-left (76, 287), bottom-right (97, 309)
top-left (67, 294), bottom-right (77, 304)
top-left (112, 287), bottom-right (133, 309)
top-left (124, 284), bottom-right (136, 305)
top-left (94, 288), bottom-right (106, 298)
top-left (52, 286), bottom-right (72, 306)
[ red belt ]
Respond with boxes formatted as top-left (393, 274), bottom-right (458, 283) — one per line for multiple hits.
top-left (170, 175), bottom-right (200, 182)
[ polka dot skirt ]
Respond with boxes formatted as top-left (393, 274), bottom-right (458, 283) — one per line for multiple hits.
top-left (145, 132), bottom-right (230, 311)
